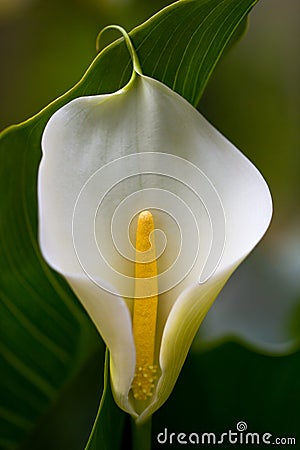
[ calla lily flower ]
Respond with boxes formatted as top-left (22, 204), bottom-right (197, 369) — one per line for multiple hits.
top-left (38, 28), bottom-right (272, 423)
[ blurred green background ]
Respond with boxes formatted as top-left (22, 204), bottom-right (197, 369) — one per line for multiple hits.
top-left (0, 0), bottom-right (299, 448)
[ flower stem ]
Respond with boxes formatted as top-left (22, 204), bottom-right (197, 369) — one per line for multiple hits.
top-left (131, 418), bottom-right (152, 450)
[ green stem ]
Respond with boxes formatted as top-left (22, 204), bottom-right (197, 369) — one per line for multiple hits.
top-left (131, 418), bottom-right (152, 450)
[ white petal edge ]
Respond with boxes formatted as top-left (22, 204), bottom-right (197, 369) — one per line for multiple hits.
top-left (38, 72), bottom-right (272, 420)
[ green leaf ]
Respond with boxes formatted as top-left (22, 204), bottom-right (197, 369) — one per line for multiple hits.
top-left (0, 0), bottom-right (260, 448)
top-left (0, 122), bottom-right (101, 450)
top-left (84, 350), bottom-right (126, 450)
top-left (19, 346), bottom-right (105, 450)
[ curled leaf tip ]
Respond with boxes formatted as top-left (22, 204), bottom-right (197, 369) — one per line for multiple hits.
top-left (96, 25), bottom-right (142, 75)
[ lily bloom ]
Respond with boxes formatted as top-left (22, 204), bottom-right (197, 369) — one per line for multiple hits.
top-left (38, 29), bottom-right (272, 423)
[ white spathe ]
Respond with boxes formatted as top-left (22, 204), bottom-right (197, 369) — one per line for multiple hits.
top-left (38, 55), bottom-right (272, 422)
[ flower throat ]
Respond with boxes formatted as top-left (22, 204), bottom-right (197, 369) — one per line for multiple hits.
top-left (131, 211), bottom-right (158, 400)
